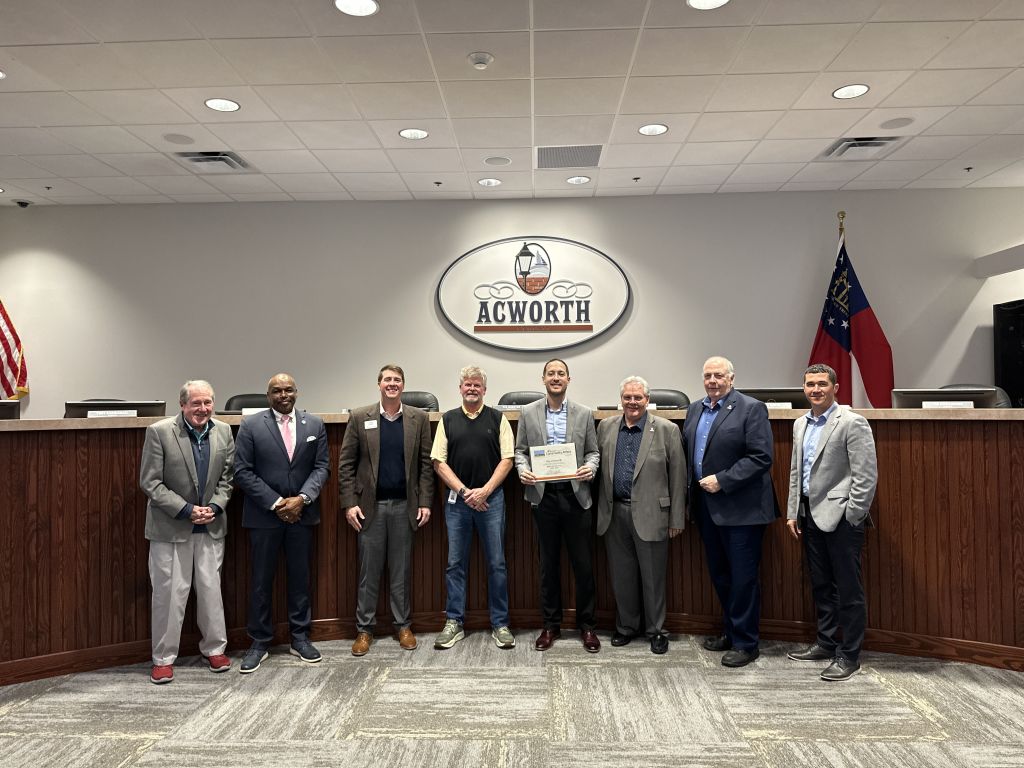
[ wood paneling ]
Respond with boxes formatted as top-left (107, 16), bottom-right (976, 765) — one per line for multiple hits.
top-left (2, 412), bottom-right (1024, 685)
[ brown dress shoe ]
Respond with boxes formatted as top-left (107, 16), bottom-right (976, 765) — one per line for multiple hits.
top-left (397, 627), bottom-right (417, 650)
top-left (352, 632), bottom-right (372, 656)
top-left (581, 629), bottom-right (601, 653)
top-left (534, 628), bottom-right (560, 651)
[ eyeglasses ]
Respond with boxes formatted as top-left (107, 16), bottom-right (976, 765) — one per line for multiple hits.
top-left (621, 395), bottom-right (647, 402)
top-left (703, 372), bottom-right (731, 381)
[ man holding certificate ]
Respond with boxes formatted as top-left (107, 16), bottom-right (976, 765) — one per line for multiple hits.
top-left (514, 359), bottom-right (601, 653)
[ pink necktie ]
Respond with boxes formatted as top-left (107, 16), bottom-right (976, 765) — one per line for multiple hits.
top-left (281, 414), bottom-right (294, 460)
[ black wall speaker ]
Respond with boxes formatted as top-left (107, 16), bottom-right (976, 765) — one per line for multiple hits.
top-left (994, 299), bottom-right (1024, 407)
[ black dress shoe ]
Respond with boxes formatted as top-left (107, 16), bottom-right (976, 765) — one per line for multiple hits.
top-left (534, 628), bottom-right (560, 651)
top-left (650, 634), bottom-right (669, 655)
top-left (610, 631), bottom-right (635, 647)
top-left (722, 648), bottom-right (759, 667)
top-left (787, 643), bottom-right (833, 662)
top-left (702, 634), bottom-right (732, 652)
top-left (821, 657), bottom-right (861, 682)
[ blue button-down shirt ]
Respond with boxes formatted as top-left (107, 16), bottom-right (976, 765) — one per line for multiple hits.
top-left (802, 402), bottom-right (837, 495)
top-left (613, 412), bottom-right (647, 501)
top-left (545, 400), bottom-right (567, 445)
top-left (693, 396), bottom-right (723, 481)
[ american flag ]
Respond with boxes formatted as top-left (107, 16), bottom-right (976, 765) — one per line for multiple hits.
top-left (0, 299), bottom-right (28, 400)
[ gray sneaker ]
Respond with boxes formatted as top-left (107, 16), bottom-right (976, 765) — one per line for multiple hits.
top-left (492, 626), bottom-right (516, 649)
top-left (434, 619), bottom-right (465, 649)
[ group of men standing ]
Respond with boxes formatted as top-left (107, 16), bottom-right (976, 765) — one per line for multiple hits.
top-left (140, 355), bottom-right (876, 685)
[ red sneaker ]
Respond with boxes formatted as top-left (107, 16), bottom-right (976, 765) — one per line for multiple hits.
top-left (150, 664), bottom-right (174, 685)
top-left (206, 654), bottom-right (231, 672)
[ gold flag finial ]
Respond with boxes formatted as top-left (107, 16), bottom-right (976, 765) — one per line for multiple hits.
top-left (837, 210), bottom-right (846, 235)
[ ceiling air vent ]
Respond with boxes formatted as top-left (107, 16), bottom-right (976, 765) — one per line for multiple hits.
top-left (819, 136), bottom-right (906, 161)
top-left (537, 145), bottom-right (602, 169)
top-left (173, 151), bottom-right (253, 173)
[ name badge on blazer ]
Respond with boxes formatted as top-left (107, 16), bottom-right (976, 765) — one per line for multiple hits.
top-left (365, 420), bottom-right (378, 430)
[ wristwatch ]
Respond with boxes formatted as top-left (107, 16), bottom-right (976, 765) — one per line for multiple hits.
top-left (299, 493), bottom-right (311, 506)
top-left (458, 487), bottom-right (468, 499)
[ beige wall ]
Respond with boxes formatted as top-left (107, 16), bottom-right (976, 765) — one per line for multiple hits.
top-left (3, 188), bottom-right (1024, 418)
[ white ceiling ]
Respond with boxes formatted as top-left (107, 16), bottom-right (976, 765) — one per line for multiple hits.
top-left (2, 0), bottom-right (1024, 205)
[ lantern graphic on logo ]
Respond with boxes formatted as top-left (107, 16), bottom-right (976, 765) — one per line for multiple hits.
top-left (514, 242), bottom-right (551, 295)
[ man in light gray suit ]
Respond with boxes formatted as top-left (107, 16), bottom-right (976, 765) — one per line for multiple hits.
top-left (515, 358), bottom-right (601, 653)
top-left (786, 363), bottom-right (877, 682)
top-left (597, 375), bottom-right (686, 655)
top-left (140, 380), bottom-right (235, 685)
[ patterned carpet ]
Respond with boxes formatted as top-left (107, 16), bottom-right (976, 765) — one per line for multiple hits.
top-left (2, 632), bottom-right (1023, 768)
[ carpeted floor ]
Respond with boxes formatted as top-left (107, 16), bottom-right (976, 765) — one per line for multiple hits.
top-left (2, 631), bottom-right (1023, 768)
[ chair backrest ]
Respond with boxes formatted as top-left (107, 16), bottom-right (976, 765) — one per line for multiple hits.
top-left (648, 388), bottom-right (690, 408)
top-left (401, 390), bottom-right (440, 412)
top-left (224, 393), bottom-right (268, 411)
top-left (940, 383), bottom-right (1013, 408)
top-left (497, 390), bottom-right (545, 406)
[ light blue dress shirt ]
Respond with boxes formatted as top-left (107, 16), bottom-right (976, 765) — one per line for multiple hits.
top-left (802, 402), bottom-right (838, 495)
top-left (693, 396), bottom-right (722, 481)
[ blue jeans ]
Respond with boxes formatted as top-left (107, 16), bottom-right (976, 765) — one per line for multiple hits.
top-left (444, 489), bottom-right (510, 628)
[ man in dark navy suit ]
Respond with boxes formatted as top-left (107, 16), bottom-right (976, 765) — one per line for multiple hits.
top-left (684, 356), bottom-right (777, 668)
top-left (233, 373), bottom-right (330, 673)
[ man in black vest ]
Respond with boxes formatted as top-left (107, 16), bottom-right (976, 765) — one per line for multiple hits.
top-left (431, 365), bottom-right (515, 649)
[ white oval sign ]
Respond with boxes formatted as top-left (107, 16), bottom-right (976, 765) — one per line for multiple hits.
top-left (437, 236), bottom-right (631, 352)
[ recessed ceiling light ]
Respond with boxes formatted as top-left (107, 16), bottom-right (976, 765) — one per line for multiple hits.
top-left (204, 97), bottom-right (240, 112)
top-left (335, 0), bottom-right (380, 16)
top-left (0, 70), bottom-right (6, 80)
top-left (566, 176), bottom-right (591, 185)
top-left (0, 188), bottom-right (5, 193)
top-left (467, 51), bottom-right (495, 71)
top-left (399, 128), bottom-right (429, 140)
top-left (477, 178), bottom-right (502, 187)
top-left (832, 83), bottom-right (869, 100)
top-left (638, 123), bottom-right (668, 136)
top-left (484, 156), bottom-right (512, 166)
top-left (686, 0), bottom-right (730, 9)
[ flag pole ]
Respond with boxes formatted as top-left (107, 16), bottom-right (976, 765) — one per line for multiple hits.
top-left (837, 209), bottom-right (846, 237)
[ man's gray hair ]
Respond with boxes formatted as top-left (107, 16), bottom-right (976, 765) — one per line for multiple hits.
top-left (704, 356), bottom-right (735, 376)
top-left (459, 365), bottom-right (487, 386)
top-left (619, 375), bottom-right (650, 397)
top-left (179, 379), bottom-right (215, 406)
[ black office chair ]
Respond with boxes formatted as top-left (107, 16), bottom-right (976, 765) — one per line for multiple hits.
top-left (401, 390), bottom-right (440, 412)
top-left (648, 389), bottom-right (690, 409)
top-left (223, 393), bottom-right (268, 411)
top-left (940, 383), bottom-right (1013, 408)
top-left (497, 390), bottom-right (545, 407)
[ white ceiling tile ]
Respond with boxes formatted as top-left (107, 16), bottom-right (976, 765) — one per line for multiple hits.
top-left (70, 90), bottom-right (193, 124)
top-left (535, 115), bottom-right (614, 146)
top-left (106, 195), bottom-right (173, 203)
top-left (368, 119), bottom-right (456, 148)
top-left (412, 188), bottom-right (473, 199)
top-left (904, 177), bottom-right (973, 187)
top-left (227, 193), bottom-right (293, 201)
top-left (0, 93), bottom-right (112, 128)
top-left (534, 169), bottom-right (596, 189)
top-left (135, 175), bottom-right (216, 194)
top-left (105, 41), bottom-right (245, 88)
top-left (956, 133), bottom-right (1024, 162)
top-left (846, 106), bottom-right (955, 135)
top-left (0, 49), bottom-right (64, 91)
top-left (746, 138), bottom-right (834, 162)
top-left (534, 30), bottom-right (638, 79)
top-left (348, 190), bottom-right (413, 200)
top-left (534, 0), bottom-right (646, 29)
top-left (46, 126), bottom-right (156, 153)
top-left (968, 158), bottom-right (1024, 185)
top-left (202, 174), bottom-right (283, 194)
top-left (206, 123), bottom-right (305, 151)
top-left (923, 105), bottom-right (1024, 134)
top-left (472, 188), bottom-right (533, 198)
top-left (921, 156), bottom-right (1013, 179)
top-left (387, 148), bottom-right (465, 172)
top-left (648, 0), bottom-right (768, 27)
top-left (402, 172), bottom-right (470, 191)
top-left (265, 173), bottom-right (342, 193)
top-left (175, 0), bottom-right (311, 38)
top-left (441, 80), bottom-right (531, 118)
top-left (168, 193), bottom-right (233, 203)
top-left (461, 147), bottom-right (533, 171)
top-left (291, 0), bottom-right (421, 36)
top-left (882, 68), bottom-right (1009, 107)
top-left (290, 191), bottom-right (355, 200)
top-left (333, 173), bottom-right (408, 191)
top-left (536, 188), bottom-right (594, 196)
top-left (761, 0), bottom-right (882, 24)
top-left (535, 79), bottom-right (624, 116)
top-left (662, 164), bottom-right (736, 185)
top-left (791, 161), bottom-right (876, 181)
top-left (288, 121), bottom-right (381, 150)
top-left (0, 3), bottom-right (94, 45)
top-left (886, 135), bottom-right (984, 160)
top-left (468, 171), bottom-right (533, 190)
top-left (123, 124), bottom-right (229, 151)
top-left (595, 187), bottom-right (656, 197)
top-left (854, 158), bottom-right (943, 180)
top-left (793, 71), bottom-right (914, 110)
top-left (731, 25), bottom-right (860, 74)
top-left (5, 177), bottom-right (91, 195)
top-left (842, 180), bottom-right (907, 189)
top-left (313, 149), bottom-right (395, 172)
top-left (766, 109), bottom-right (868, 139)
top-left (718, 182), bottom-right (784, 193)
top-left (828, 22), bottom-right (972, 70)
top-left (870, 0), bottom-right (1000, 21)
top-left (687, 111), bottom-right (782, 142)
top-left (55, 0), bottom-right (202, 42)
top-left (348, 82), bottom-right (446, 120)
top-left (601, 144), bottom-right (681, 168)
top-left (42, 194), bottom-right (114, 204)
top-left (416, 0), bottom-right (529, 33)
top-left (241, 150), bottom-right (326, 174)
top-left (726, 163), bottom-right (806, 183)
top-left (0, 127), bottom-right (78, 154)
top-left (780, 181), bottom-right (846, 191)
top-left (985, 0), bottom-right (1024, 19)
top-left (926, 20), bottom-right (1024, 68)
top-left (675, 141), bottom-right (757, 165)
top-left (427, 32), bottom-right (530, 80)
top-left (98, 154), bottom-right (192, 176)
top-left (253, 85), bottom-right (360, 121)
top-left (73, 176), bottom-right (158, 195)
top-left (597, 167), bottom-right (667, 186)
top-left (0, 157), bottom-right (54, 178)
top-left (10, 44), bottom-right (152, 90)
top-left (634, 27), bottom-right (746, 77)
top-left (451, 117), bottom-right (532, 147)
top-left (970, 69), bottom-right (1024, 104)
top-left (706, 74), bottom-right (817, 111)
top-left (21, 155), bottom-right (121, 177)
top-left (318, 35), bottom-right (432, 82)
top-left (620, 76), bottom-right (719, 114)
top-left (162, 87), bottom-right (280, 123)
top-left (609, 114), bottom-right (697, 144)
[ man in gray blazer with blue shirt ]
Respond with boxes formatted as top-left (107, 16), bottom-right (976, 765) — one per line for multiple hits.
top-left (786, 363), bottom-right (877, 682)
top-left (233, 373), bottom-right (330, 673)
top-left (515, 358), bottom-right (601, 653)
